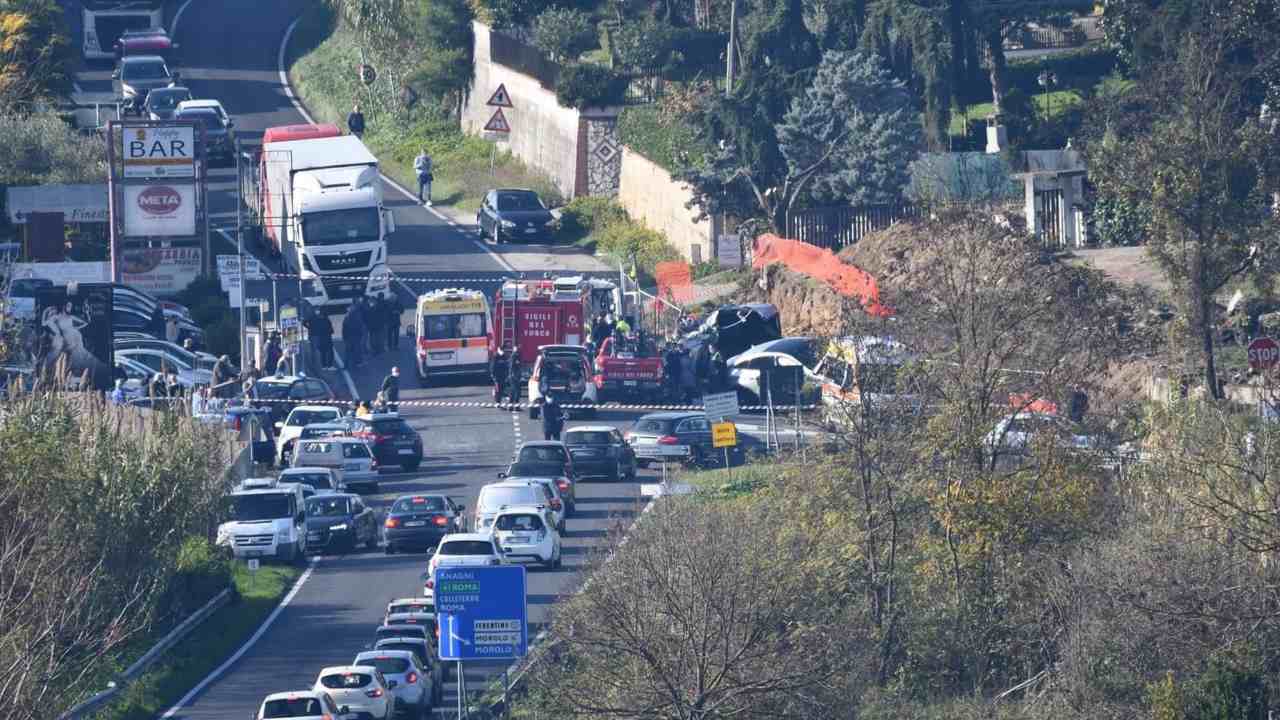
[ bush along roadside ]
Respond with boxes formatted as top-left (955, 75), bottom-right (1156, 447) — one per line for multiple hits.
top-left (287, 12), bottom-right (561, 213)
top-left (557, 197), bottom-right (682, 285)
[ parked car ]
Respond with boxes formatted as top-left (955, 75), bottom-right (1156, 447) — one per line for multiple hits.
top-left (313, 666), bottom-right (395, 720)
top-left (279, 466), bottom-right (345, 495)
top-left (249, 375), bottom-right (335, 422)
top-left (113, 348), bottom-right (211, 387)
top-left (352, 650), bottom-right (436, 717)
top-left (305, 493), bottom-right (378, 553)
top-left (625, 411), bottom-right (743, 468)
top-left (292, 438), bottom-right (378, 494)
top-left (255, 690), bottom-right (350, 720)
top-left (984, 412), bottom-right (1101, 459)
top-left (112, 54), bottom-right (172, 114)
top-left (275, 404), bottom-right (345, 466)
top-left (114, 338), bottom-right (214, 371)
top-left (491, 505), bottom-right (562, 568)
top-left (476, 188), bottom-right (557, 244)
top-left (343, 414), bottom-right (424, 471)
top-left (144, 85), bottom-right (192, 120)
top-left (174, 103), bottom-right (235, 164)
top-left (561, 426), bottom-right (637, 482)
top-left (384, 494), bottom-right (466, 555)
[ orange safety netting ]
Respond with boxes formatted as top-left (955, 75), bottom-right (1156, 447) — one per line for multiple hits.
top-left (655, 260), bottom-right (695, 305)
top-left (751, 234), bottom-right (892, 317)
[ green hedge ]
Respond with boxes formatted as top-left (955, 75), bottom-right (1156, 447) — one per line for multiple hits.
top-left (1005, 46), bottom-right (1118, 95)
top-left (556, 63), bottom-right (628, 109)
top-left (617, 105), bottom-right (710, 173)
top-left (159, 537), bottom-right (232, 619)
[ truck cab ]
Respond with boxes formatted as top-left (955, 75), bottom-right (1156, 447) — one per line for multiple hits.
top-left (217, 478), bottom-right (309, 563)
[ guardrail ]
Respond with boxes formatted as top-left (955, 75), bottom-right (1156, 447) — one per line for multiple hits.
top-left (59, 587), bottom-right (235, 720)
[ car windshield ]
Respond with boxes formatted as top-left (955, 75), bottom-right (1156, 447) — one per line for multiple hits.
top-left (359, 656), bottom-right (411, 674)
top-left (231, 493), bottom-right (291, 521)
top-left (507, 462), bottom-right (563, 478)
top-left (390, 601), bottom-right (433, 614)
top-left (633, 418), bottom-right (673, 434)
top-left (287, 473), bottom-right (333, 490)
top-left (564, 431), bottom-right (612, 445)
top-left (439, 540), bottom-right (495, 555)
top-left (480, 486), bottom-right (538, 510)
top-left (123, 60), bottom-right (168, 80)
top-left (253, 381), bottom-right (292, 399)
top-left (301, 207), bottom-right (380, 246)
top-left (176, 108), bottom-right (222, 129)
top-left (517, 446), bottom-right (566, 463)
top-left (288, 409), bottom-right (338, 426)
top-left (262, 697), bottom-right (324, 718)
top-left (377, 642), bottom-right (428, 665)
top-left (496, 513), bottom-right (543, 531)
top-left (147, 90), bottom-right (187, 109)
top-left (496, 191), bottom-right (544, 211)
top-left (319, 672), bottom-right (372, 689)
top-left (391, 496), bottom-right (445, 513)
top-left (306, 497), bottom-right (350, 516)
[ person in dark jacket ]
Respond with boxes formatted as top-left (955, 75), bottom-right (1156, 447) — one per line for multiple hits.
top-left (541, 395), bottom-right (565, 441)
top-left (264, 333), bottom-right (283, 377)
top-left (380, 366), bottom-right (401, 412)
top-left (347, 103), bottom-right (365, 137)
top-left (490, 348), bottom-right (509, 407)
top-left (308, 310), bottom-right (336, 370)
top-left (342, 302), bottom-right (366, 369)
top-left (506, 354), bottom-right (522, 406)
top-left (386, 292), bottom-right (405, 350)
top-left (367, 295), bottom-right (386, 355)
top-left (710, 349), bottom-right (728, 393)
top-left (211, 354), bottom-right (233, 397)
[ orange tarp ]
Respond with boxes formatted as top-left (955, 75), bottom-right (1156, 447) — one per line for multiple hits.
top-left (752, 234), bottom-right (892, 317)
top-left (655, 261), bottom-right (695, 304)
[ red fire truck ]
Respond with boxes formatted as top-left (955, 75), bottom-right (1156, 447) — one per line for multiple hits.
top-left (491, 277), bottom-right (591, 374)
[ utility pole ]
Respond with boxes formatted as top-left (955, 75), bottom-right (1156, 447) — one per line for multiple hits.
top-left (725, 0), bottom-right (737, 95)
top-left (236, 149), bottom-right (246, 369)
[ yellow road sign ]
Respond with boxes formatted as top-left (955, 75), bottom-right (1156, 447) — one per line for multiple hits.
top-left (712, 421), bottom-right (737, 448)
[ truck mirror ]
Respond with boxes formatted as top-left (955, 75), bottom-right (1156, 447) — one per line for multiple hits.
top-left (382, 208), bottom-right (396, 234)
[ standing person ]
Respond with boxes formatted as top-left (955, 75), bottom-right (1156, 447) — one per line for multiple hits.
top-left (342, 301), bottom-right (366, 369)
top-left (385, 292), bottom-right (404, 350)
top-left (367, 295), bottom-right (387, 355)
top-left (413, 148), bottom-right (433, 206)
top-left (313, 310), bottom-right (335, 370)
top-left (507, 353), bottom-right (522, 406)
top-left (710, 348), bottom-right (727, 393)
top-left (347, 103), bottom-right (365, 137)
top-left (211, 354), bottom-right (233, 397)
top-left (541, 396), bottom-right (565, 441)
top-left (380, 366), bottom-right (400, 412)
top-left (264, 333), bottom-right (283, 377)
top-left (165, 315), bottom-right (179, 344)
top-left (490, 348), bottom-right (509, 407)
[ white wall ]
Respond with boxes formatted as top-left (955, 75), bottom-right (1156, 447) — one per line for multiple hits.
top-left (617, 147), bottom-right (712, 263)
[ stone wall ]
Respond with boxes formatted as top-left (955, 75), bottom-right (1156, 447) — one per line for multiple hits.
top-left (617, 147), bottom-right (715, 263)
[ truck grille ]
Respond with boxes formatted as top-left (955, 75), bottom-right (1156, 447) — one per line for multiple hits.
top-left (234, 534), bottom-right (274, 547)
top-left (320, 276), bottom-right (367, 300)
top-left (313, 251), bottom-right (372, 272)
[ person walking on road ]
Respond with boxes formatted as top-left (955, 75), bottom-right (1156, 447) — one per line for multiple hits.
top-left (414, 149), bottom-right (433, 206)
top-left (342, 302), bottom-right (366, 369)
top-left (381, 366), bottom-right (401, 412)
top-left (490, 348), bottom-right (509, 407)
top-left (347, 103), bottom-right (365, 138)
top-left (506, 353), bottom-right (522, 406)
top-left (367, 295), bottom-right (387, 356)
top-left (541, 396), bottom-right (565, 441)
top-left (385, 292), bottom-right (404, 350)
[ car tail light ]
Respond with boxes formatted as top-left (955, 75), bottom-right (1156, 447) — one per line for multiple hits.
top-left (658, 435), bottom-right (680, 445)
top-left (435, 626), bottom-right (440, 638)
top-left (385, 518), bottom-right (400, 528)
top-left (425, 579), bottom-right (434, 589)
top-left (623, 432), bottom-right (633, 442)
top-left (406, 671), bottom-right (418, 684)
top-left (365, 687), bottom-right (383, 698)
top-left (550, 499), bottom-right (562, 511)
top-left (433, 515), bottom-right (449, 526)
top-left (555, 478), bottom-right (570, 492)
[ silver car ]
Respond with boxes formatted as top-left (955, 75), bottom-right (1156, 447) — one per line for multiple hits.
top-left (292, 438), bottom-right (379, 494)
top-left (353, 649), bottom-right (435, 716)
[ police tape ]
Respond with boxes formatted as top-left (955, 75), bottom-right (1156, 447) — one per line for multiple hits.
top-left (232, 397), bottom-right (819, 412)
top-left (257, 271), bottom-right (517, 284)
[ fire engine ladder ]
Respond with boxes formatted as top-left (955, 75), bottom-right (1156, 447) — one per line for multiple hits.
top-left (499, 296), bottom-right (518, 352)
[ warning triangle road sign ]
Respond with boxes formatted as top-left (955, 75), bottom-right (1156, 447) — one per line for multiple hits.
top-left (484, 108), bottom-right (511, 133)
top-left (486, 83), bottom-right (513, 107)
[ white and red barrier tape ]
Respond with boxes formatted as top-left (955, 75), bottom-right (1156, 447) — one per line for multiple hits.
top-left (227, 397), bottom-right (817, 412)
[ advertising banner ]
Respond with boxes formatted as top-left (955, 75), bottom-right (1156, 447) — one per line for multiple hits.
top-left (123, 183), bottom-right (196, 237)
top-left (32, 283), bottom-right (114, 391)
top-left (120, 246), bottom-right (202, 296)
top-left (122, 125), bottom-right (196, 179)
top-left (12, 261), bottom-right (111, 285)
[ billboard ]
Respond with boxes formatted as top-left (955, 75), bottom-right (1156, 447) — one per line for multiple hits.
top-left (32, 283), bottom-right (114, 391)
top-left (120, 246), bottom-right (202, 296)
top-left (123, 183), bottom-right (196, 237)
top-left (122, 125), bottom-right (195, 179)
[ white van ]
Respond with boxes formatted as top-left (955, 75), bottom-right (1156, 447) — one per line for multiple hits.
top-left (217, 478), bottom-right (309, 562)
top-left (414, 288), bottom-right (492, 386)
top-left (292, 437), bottom-right (379, 494)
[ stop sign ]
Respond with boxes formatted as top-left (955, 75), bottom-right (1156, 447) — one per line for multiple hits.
top-left (1247, 336), bottom-right (1280, 371)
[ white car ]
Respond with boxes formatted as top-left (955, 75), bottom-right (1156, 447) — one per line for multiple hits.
top-left (313, 666), bottom-right (396, 720)
top-left (502, 477), bottom-right (567, 531)
top-left (473, 481), bottom-right (560, 532)
top-left (491, 505), bottom-right (562, 568)
top-left (985, 412), bottom-right (1099, 457)
top-left (385, 596), bottom-right (435, 624)
top-left (425, 533), bottom-right (504, 591)
top-left (256, 689), bottom-right (354, 719)
top-left (275, 404), bottom-right (345, 466)
top-left (176, 98), bottom-right (231, 124)
top-left (353, 650), bottom-right (434, 716)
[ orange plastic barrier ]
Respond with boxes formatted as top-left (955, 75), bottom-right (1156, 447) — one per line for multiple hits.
top-left (752, 234), bottom-right (892, 317)
top-left (655, 261), bottom-right (695, 304)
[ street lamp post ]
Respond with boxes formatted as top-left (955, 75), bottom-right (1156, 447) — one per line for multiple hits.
top-left (1037, 71), bottom-right (1058, 123)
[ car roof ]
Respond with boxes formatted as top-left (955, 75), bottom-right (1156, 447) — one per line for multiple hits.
top-left (388, 597), bottom-right (431, 606)
top-left (263, 689), bottom-right (324, 702)
top-left (494, 504), bottom-right (550, 516)
top-left (306, 492), bottom-right (358, 501)
top-left (178, 99), bottom-right (222, 109)
top-left (290, 404), bottom-right (341, 413)
top-left (637, 411), bottom-right (703, 421)
top-left (302, 422), bottom-right (348, 429)
top-left (358, 413), bottom-right (404, 421)
top-left (439, 532), bottom-right (495, 543)
top-left (318, 665), bottom-right (378, 675)
top-left (564, 425), bottom-right (615, 432)
top-left (494, 187), bottom-right (539, 194)
top-left (257, 375), bottom-right (305, 384)
top-left (355, 649), bottom-right (417, 662)
top-left (487, 480), bottom-right (549, 489)
top-left (519, 441), bottom-right (565, 448)
top-left (282, 466), bottom-right (336, 475)
top-left (122, 54), bottom-right (166, 64)
top-left (149, 86), bottom-right (188, 93)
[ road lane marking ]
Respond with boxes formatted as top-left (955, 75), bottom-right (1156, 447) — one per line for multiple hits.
top-left (160, 557), bottom-right (320, 718)
top-left (276, 18), bottom-right (516, 275)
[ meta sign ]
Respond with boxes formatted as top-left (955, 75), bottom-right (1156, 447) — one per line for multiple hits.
top-left (434, 566), bottom-right (528, 661)
top-left (122, 125), bottom-right (195, 179)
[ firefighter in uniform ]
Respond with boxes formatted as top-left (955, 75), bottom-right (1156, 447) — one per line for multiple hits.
top-left (506, 353), bottom-right (522, 406)
top-left (491, 348), bottom-right (509, 407)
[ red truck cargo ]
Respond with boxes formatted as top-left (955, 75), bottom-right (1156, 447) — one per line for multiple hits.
top-left (593, 335), bottom-right (664, 400)
top-left (492, 278), bottom-right (590, 372)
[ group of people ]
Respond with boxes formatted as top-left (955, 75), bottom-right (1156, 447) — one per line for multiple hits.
top-left (340, 293), bottom-right (405, 370)
top-left (489, 348), bottom-right (522, 407)
top-left (661, 336), bottom-right (728, 401)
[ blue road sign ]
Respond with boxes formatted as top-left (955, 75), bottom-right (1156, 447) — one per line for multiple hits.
top-left (434, 565), bottom-right (528, 661)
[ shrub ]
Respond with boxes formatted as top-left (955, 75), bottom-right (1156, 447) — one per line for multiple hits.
top-left (160, 536), bottom-right (232, 619)
top-left (665, 27), bottom-right (726, 77)
top-left (532, 8), bottom-right (596, 62)
top-left (1005, 47), bottom-right (1118, 96)
top-left (555, 63), bottom-right (627, 109)
top-left (596, 218), bottom-right (681, 274)
top-left (611, 18), bottom-right (674, 71)
top-left (617, 103), bottom-right (710, 172)
top-left (559, 196), bottom-right (629, 241)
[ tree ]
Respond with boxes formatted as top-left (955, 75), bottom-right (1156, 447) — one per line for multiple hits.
top-left (0, 111), bottom-right (106, 186)
top-left (409, 0), bottom-right (474, 117)
top-left (532, 8), bottom-right (595, 63)
top-left (0, 0), bottom-right (73, 108)
top-left (1088, 27), bottom-right (1280, 399)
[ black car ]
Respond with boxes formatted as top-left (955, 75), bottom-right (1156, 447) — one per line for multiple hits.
top-left (249, 375), bottom-right (335, 422)
top-left (562, 426), bottom-right (638, 482)
top-left (476, 189), bottom-right (556, 244)
top-left (344, 414), bottom-right (423, 471)
top-left (383, 494), bottom-right (466, 554)
top-left (144, 85), bottom-right (192, 121)
top-left (174, 105), bottom-right (234, 164)
top-left (624, 411), bottom-right (745, 468)
top-left (304, 493), bottom-right (378, 553)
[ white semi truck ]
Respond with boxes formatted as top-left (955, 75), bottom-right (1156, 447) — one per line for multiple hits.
top-left (255, 123), bottom-right (394, 309)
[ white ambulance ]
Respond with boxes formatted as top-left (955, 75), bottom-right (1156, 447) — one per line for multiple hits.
top-left (413, 288), bottom-right (492, 386)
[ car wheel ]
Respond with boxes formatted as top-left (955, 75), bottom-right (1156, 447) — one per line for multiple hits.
top-left (404, 459), bottom-right (421, 472)
top-left (293, 543), bottom-right (308, 565)
top-left (688, 447), bottom-right (704, 468)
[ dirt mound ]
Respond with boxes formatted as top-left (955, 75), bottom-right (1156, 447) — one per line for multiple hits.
top-left (725, 264), bottom-right (868, 337)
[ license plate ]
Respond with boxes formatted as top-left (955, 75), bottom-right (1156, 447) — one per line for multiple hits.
top-left (508, 536), bottom-right (528, 543)
top-left (430, 352), bottom-right (453, 359)
top-left (525, 228), bottom-right (538, 234)
top-left (343, 284), bottom-right (360, 291)
top-left (244, 549), bottom-right (262, 557)
top-left (574, 449), bottom-right (597, 456)
top-left (624, 380), bottom-right (637, 386)
top-left (344, 463), bottom-right (362, 470)
top-left (398, 448), bottom-right (414, 455)
top-left (405, 521), bottom-right (426, 527)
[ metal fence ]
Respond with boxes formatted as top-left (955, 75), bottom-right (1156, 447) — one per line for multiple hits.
top-left (786, 204), bottom-right (922, 250)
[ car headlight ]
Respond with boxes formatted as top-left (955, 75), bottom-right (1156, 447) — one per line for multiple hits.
top-left (500, 220), bottom-right (516, 228)
top-left (276, 529), bottom-right (291, 542)
top-left (216, 526), bottom-right (231, 547)
top-left (329, 523), bottom-right (349, 531)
